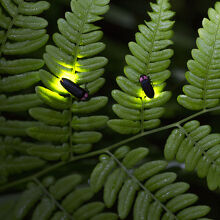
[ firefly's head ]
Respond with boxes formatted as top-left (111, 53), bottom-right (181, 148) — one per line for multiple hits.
top-left (80, 92), bottom-right (89, 101)
top-left (139, 75), bottom-right (148, 83)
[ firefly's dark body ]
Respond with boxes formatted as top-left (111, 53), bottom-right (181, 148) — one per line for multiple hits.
top-left (60, 78), bottom-right (89, 101)
top-left (139, 75), bottom-right (154, 98)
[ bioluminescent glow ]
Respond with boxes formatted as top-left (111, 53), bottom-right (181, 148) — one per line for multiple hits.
top-left (56, 60), bottom-right (74, 69)
top-left (60, 72), bottom-right (79, 83)
top-left (138, 83), bottom-right (164, 100)
top-left (60, 78), bottom-right (89, 101)
top-left (55, 60), bottom-right (79, 83)
top-left (37, 86), bottom-right (70, 103)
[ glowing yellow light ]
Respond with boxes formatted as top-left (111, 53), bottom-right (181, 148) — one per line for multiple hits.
top-left (37, 86), bottom-right (70, 102)
top-left (45, 71), bottom-right (79, 95)
top-left (154, 86), bottom-right (163, 98)
top-left (57, 61), bottom-right (73, 69)
top-left (139, 89), bottom-right (147, 99)
top-left (138, 83), bottom-right (164, 100)
top-left (54, 61), bottom-right (79, 83)
top-left (75, 63), bottom-right (88, 72)
top-left (60, 71), bottom-right (79, 83)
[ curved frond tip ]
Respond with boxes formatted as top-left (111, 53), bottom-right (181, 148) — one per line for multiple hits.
top-left (178, 2), bottom-right (220, 110)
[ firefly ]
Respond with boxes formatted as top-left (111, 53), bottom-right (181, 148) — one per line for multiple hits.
top-left (139, 75), bottom-right (154, 99)
top-left (60, 78), bottom-right (89, 101)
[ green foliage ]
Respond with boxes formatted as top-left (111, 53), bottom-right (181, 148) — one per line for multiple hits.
top-left (90, 146), bottom-right (210, 219)
top-left (164, 120), bottom-right (220, 190)
top-left (0, 0), bottom-right (50, 180)
top-left (0, 156), bottom-right (46, 184)
top-left (0, 0), bottom-right (49, 112)
top-left (0, 116), bottom-right (42, 136)
top-left (178, 2), bottom-right (220, 110)
top-left (12, 174), bottom-right (118, 220)
top-left (108, 0), bottom-right (174, 134)
top-left (2, 148), bottom-right (210, 220)
top-left (28, 0), bottom-right (110, 157)
top-left (0, 0), bottom-right (220, 219)
top-left (0, 194), bottom-right (20, 220)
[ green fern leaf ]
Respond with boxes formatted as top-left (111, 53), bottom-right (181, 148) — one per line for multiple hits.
top-left (0, 156), bottom-right (46, 183)
top-left (164, 120), bottom-right (220, 190)
top-left (49, 174), bottom-right (82, 200)
top-left (27, 143), bottom-right (69, 161)
top-left (0, 136), bottom-right (92, 161)
top-left (178, 2), bottom-right (220, 110)
top-left (0, 194), bottom-right (20, 220)
top-left (89, 146), bottom-right (210, 219)
top-left (73, 201), bottom-right (105, 220)
top-left (0, 59), bottom-right (44, 74)
top-left (0, 0), bottom-right (49, 112)
top-left (0, 0), bottom-right (50, 179)
top-left (11, 173), bottom-right (118, 220)
top-left (0, 94), bottom-right (43, 112)
top-left (0, 71), bottom-right (40, 93)
top-left (108, 0), bottom-right (174, 134)
top-left (13, 184), bottom-right (43, 219)
top-left (29, 108), bottom-right (71, 126)
top-left (71, 96), bottom-right (108, 114)
top-left (0, 116), bottom-right (42, 136)
top-left (90, 212), bottom-right (118, 220)
top-left (27, 125), bottom-right (69, 142)
top-left (29, 0), bottom-right (110, 158)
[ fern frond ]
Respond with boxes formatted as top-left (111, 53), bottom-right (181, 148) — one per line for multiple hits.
top-left (108, 0), bottom-right (174, 134)
top-left (0, 0), bottom-right (49, 112)
top-left (0, 94), bottom-right (43, 112)
top-left (178, 2), bottom-right (220, 110)
top-left (0, 0), bottom-right (50, 180)
top-left (0, 136), bottom-right (67, 160)
top-left (164, 120), bottom-right (220, 190)
top-left (12, 174), bottom-right (118, 220)
top-left (0, 116), bottom-right (42, 136)
top-left (90, 146), bottom-right (210, 219)
top-left (28, 0), bottom-right (110, 157)
top-left (0, 156), bottom-right (46, 184)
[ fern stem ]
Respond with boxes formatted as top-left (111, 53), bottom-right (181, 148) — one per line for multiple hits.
top-left (1, 106), bottom-right (219, 192)
top-left (71, 0), bottom-right (93, 72)
top-left (176, 106), bottom-right (220, 125)
top-left (106, 150), bottom-right (178, 220)
top-left (0, 161), bottom-right (66, 192)
top-left (140, 98), bottom-right (144, 133)
top-left (69, 97), bottom-right (73, 159)
top-left (145, 0), bottom-right (164, 74)
top-left (33, 177), bottom-right (74, 220)
top-left (68, 0), bottom-right (94, 159)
